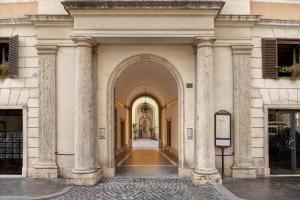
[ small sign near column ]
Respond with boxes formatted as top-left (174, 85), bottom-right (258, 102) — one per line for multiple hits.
top-left (215, 110), bottom-right (231, 176)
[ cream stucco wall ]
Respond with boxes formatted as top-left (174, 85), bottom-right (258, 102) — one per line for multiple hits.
top-left (221, 0), bottom-right (250, 15)
top-left (250, 23), bottom-right (300, 176)
top-left (0, 23), bottom-right (38, 177)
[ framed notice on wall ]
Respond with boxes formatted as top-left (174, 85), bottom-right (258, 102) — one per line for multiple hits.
top-left (215, 110), bottom-right (231, 147)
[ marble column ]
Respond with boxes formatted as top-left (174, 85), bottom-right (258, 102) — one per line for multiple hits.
top-left (70, 37), bottom-right (102, 185)
top-left (192, 37), bottom-right (221, 185)
top-left (232, 45), bottom-right (257, 178)
top-left (33, 45), bottom-right (58, 178)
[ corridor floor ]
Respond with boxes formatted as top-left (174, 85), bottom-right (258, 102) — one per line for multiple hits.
top-left (116, 149), bottom-right (178, 176)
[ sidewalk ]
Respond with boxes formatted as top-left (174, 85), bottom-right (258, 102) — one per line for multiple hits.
top-left (0, 178), bottom-right (72, 200)
top-left (223, 177), bottom-right (300, 200)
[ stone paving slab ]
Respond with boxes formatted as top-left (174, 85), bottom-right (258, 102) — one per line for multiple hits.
top-left (223, 177), bottom-right (300, 200)
top-left (50, 177), bottom-right (230, 200)
top-left (0, 178), bottom-right (72, 200)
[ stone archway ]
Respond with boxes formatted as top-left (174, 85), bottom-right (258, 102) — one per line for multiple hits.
top-left (106, 54), bottom-right (185, 174)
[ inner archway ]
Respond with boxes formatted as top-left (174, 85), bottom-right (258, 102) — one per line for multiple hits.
top-left (132, 96), bottom-right (159, 149)
top-left (108, 54), bottom-right (184, 176)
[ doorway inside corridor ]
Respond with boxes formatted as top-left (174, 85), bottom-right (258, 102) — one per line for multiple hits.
top-left (110, 54), bottom-right (182, 176)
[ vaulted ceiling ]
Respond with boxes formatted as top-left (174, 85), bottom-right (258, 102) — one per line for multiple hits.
top-left (114, 60), bottom-right (178, 106)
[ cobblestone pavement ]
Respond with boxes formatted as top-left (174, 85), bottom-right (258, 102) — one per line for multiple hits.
top-left (50, 177), bottom-right (228, 200)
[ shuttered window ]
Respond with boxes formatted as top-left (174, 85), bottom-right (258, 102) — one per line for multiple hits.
top-left (0, 35), bottom-right (18, 78)
top-left (262, 38), bottom-right (278, 79)
top-left (8, 35), bottom-right (18, 78)
top-left (262, 38), bottom-right (300, 79)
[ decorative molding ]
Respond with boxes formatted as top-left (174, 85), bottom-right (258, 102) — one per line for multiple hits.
top-left (71, 36), bottom-right (98, 47)
top-left (27, 15), bottom-right (73, 27)
top-left (216, 15), bottom-right (261, 27)
top-left (258, 19), bottom-right (300, 27)
top-left (194, 36), bottom-right (216, 48)
top-left (232, 45), bottom-right (253, 55)
top-left (62, 0), bottom-right (225, 12)
top-left (35, 45), bottom-right (58, 55)
top-left (0, 18), bottom-right (31, 25)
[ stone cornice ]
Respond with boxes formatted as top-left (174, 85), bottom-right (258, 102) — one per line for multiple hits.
top-left (27, 15), bottom-right (73, 27)
top-left (216, 15), bottom-right (261, 27)
top-left (62, 0), bottom-right (225, 12)
top-left (0, 18), bottom-right (31, 26)
top-left (257, 19), bottom-right (300, 27)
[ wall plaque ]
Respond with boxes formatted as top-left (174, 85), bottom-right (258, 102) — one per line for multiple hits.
top-left (187, 128), bottom-right (193, 139)
top-left (99, 128), bottom-right (106, 139)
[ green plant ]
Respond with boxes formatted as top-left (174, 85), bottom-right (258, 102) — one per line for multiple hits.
top-left (278, 65), bottom-right (295, 74)
top-left (0, 62), bottom-right (8, 79)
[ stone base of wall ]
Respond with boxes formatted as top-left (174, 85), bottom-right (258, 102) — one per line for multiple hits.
top-left (178, 168), bottom-right (192, 177)
top-left (256, 167), bottom-right (270, 177)
top-left (192, 170), bottom-right (222, 185)
top-left (67, 169), bottom-right (102, 186)
top-left (32, 163), bottom-right (58, 179)
top-left (103, 167), bottom-right (115, 177)
top-left (232, 166), bottom-right (257, 178)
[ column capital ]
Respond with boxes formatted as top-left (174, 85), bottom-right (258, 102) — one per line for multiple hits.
top-left (232, 45), bottom-right (253, 55)
top-left (35, 45), bottom-right (58, 55)
top-left (72, 36), bottom-right (98, 47)
top-left (193, 37), bottom-right (216, 48)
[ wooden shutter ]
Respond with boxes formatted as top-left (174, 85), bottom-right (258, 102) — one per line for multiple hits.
top-left (262, 38), bottom-right (278, 79)
top-left (8, 35), bottom-right (18, 78)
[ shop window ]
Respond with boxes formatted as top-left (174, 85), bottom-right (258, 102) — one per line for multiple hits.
top-left (0, 36), bottom-right (19, 78)
top-left (0, 109), bottom-right (23, 175)
top-left (262, 38), bottom-right (300, 79)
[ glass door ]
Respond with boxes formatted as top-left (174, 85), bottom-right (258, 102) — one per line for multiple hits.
top-left (269, 110), bottom-right (300, 174)
top-left (269, 110), bottom-right (293, 174)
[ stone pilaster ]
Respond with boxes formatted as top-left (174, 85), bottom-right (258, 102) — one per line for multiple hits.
top-left (232, 45), bottom-right (257, 178)
top-left (33, 45), bottom-right (58, 178)
top-left (192, 37), bottom-right (221, 185)
top-left (69, 37), bottom-right (102, 186)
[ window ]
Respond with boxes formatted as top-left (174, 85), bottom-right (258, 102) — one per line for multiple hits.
top-left (0, 109), bottom-right (23, 175)
top-left (262, 38), bottom-right (300, 79)
top-left (0, 35), bottom-right (19, 78)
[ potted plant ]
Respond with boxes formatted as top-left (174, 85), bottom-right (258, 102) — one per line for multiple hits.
top-left (0, 62), bottom-right (8, 79)
top-left (132, 123), bottom-right (138, 140)
top-left (278, 65), bottom-right (294, 77)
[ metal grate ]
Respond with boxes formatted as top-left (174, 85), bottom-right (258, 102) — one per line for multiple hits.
top-left (0, 131), bottom-right (22, 174)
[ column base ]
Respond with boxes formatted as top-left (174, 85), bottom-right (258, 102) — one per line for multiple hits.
top-left (68, 169), bottom-right (102, 186)
top-left (232, 166), bottom-right (257, 178)
top-left (32, 162), bottom-right (58, 178)
top-left (192, 169), bottom-right (222, 185)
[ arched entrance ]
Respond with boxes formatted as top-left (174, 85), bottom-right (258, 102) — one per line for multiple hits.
top-left (107, 54), bottom-right (185, 176)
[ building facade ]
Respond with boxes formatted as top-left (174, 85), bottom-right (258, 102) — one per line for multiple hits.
top-left (0, 0), bottom-right (300, 185)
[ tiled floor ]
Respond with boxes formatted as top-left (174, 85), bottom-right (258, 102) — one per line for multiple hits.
top-left (132, 138), bottom-right (159, 149)
top-left (116, 149), bottom-right (178, 177)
